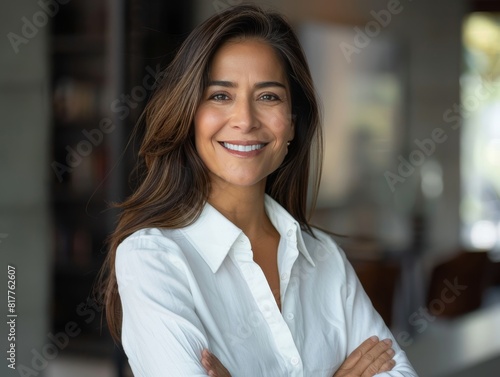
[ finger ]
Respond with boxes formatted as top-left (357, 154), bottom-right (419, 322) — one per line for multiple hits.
top-left (202, 349), bottom-right (211, 360)
top-left (202, 350), bottom-right (231, 377)
top-left (202, 361), bottom-right (215, 376)
top-left (201, 349), bottom-right (214, 372)
top-left (201, 357), bottom-right (211, 370)
top-left (378, 359), bottom-right (396, 373)
top-left (339, 336), bottom-right (380, 370)
top-left (211, 356), bottom-right (230, 376)
top-left (354, 338), bottom-right (393, 374)
top-left (361, 347), bottom-right (395, 377)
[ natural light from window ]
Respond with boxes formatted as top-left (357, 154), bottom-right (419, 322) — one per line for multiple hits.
top-left (461, 13), bottom-right (500, 257)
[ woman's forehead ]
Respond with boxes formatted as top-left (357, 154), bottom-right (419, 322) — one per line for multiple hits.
top-left (207, 39), bottom-right (288, 83)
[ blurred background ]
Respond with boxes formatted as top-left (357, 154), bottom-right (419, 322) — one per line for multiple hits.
top-left (1, 0), bottom-right (499, 376)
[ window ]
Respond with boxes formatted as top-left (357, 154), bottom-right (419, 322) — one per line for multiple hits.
top-left (461, 13), bottom-right (500, 255)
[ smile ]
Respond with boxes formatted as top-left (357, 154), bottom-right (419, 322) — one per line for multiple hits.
top-left (221, 142), bottom-right (266, 152)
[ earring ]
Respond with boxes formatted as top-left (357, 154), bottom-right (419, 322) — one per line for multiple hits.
top-left (287, 141), bottom-right (291, 146)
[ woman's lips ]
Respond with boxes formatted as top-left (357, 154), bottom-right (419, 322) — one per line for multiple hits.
top-left (222, 142), bottom-right (266, 152)
top-left (219, 141), bottom-right (268, 157)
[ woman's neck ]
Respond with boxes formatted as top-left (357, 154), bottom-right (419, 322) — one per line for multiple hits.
top-left (207, 181), bottom-right (272, 240)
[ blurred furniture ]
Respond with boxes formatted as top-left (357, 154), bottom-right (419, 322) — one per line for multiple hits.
top-left (426, 251), bottom-right (491, 318)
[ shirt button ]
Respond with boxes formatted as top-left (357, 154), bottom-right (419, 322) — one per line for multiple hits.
top-left (287, 229), bottom-right (293, 237)
top-left (290, 356), bottom-right (300, 366)
top-left (286, 313), bottom-right (295, 321)
top-left (280, 273), bottom-right (289, 280)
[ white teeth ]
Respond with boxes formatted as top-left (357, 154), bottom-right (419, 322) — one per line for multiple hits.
top-left (222, 142), bottom-right (265, 152)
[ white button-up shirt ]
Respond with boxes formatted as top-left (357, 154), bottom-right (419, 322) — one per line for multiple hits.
top-left (116, 195), bottom-right (417, 376)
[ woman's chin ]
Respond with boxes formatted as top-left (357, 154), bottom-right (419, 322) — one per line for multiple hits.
top-left (211, 175), bottom-right (267, 191)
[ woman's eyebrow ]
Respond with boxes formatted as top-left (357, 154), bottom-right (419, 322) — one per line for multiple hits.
top-left (207, 80), bottom-right (235, 88)
top-left (255, 81), bottom-right (286, 89)
top-left (207, 80), bottom-right (287, 89)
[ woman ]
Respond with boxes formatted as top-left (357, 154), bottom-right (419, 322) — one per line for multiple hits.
top-left (99, 4), bottom-right (417, 377)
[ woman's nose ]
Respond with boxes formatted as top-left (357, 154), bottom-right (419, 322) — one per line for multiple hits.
top-left (229, 97), bottom-right (259, 132)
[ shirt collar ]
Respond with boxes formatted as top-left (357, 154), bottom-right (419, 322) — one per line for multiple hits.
top-left (181, 194), bottom-right (315, 273)
top-left (264, 195), bottom-right (315, 267)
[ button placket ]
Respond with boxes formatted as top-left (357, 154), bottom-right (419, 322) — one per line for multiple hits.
top-left (232, 229), bottom-right (303, 376)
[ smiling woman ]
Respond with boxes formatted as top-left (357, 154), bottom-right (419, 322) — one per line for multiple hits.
top-left (97, 4), bottom-right (418, 377)
top-left (195, 39), bottom-right (294, 193)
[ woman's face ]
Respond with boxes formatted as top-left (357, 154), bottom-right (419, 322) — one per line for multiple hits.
top-left (194, 38), bottom-right (294, 191)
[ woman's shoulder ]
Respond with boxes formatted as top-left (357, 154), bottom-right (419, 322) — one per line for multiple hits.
top-left (117, 227), bottom-right (186, 260)
top-left (115, 228), bottom-right (194, 296)
top-left (120, 227), bottom-right (181, 244)
top-left (298, 228), bottom-right (358, 289)
top-left (300, 227), bottom-right (348, 266)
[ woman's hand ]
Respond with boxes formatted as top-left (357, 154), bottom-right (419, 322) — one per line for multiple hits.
top-left (201, 349), bottom-right (232, 377)
top-left (200, 336), bottom-right (394, 377)
top-left (333, 336), bottom-right (395, 377)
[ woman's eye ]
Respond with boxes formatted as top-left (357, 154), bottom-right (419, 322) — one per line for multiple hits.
top-left (260, 94), bottom-right (280, 101)
top-left (210, 93), bottom-right (229, 101)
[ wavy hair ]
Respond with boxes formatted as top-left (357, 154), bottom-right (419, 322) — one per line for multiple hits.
top-left (99, 4), bottom-right (323, 342)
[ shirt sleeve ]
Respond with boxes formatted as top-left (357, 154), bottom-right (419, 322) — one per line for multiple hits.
top-left (115, 234), bottom-right (210, 377)
top-left (338, 245), bottom-right (419, 376)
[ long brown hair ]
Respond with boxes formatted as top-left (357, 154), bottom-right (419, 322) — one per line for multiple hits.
top-left (99, 4), bottom-right (323, 342)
